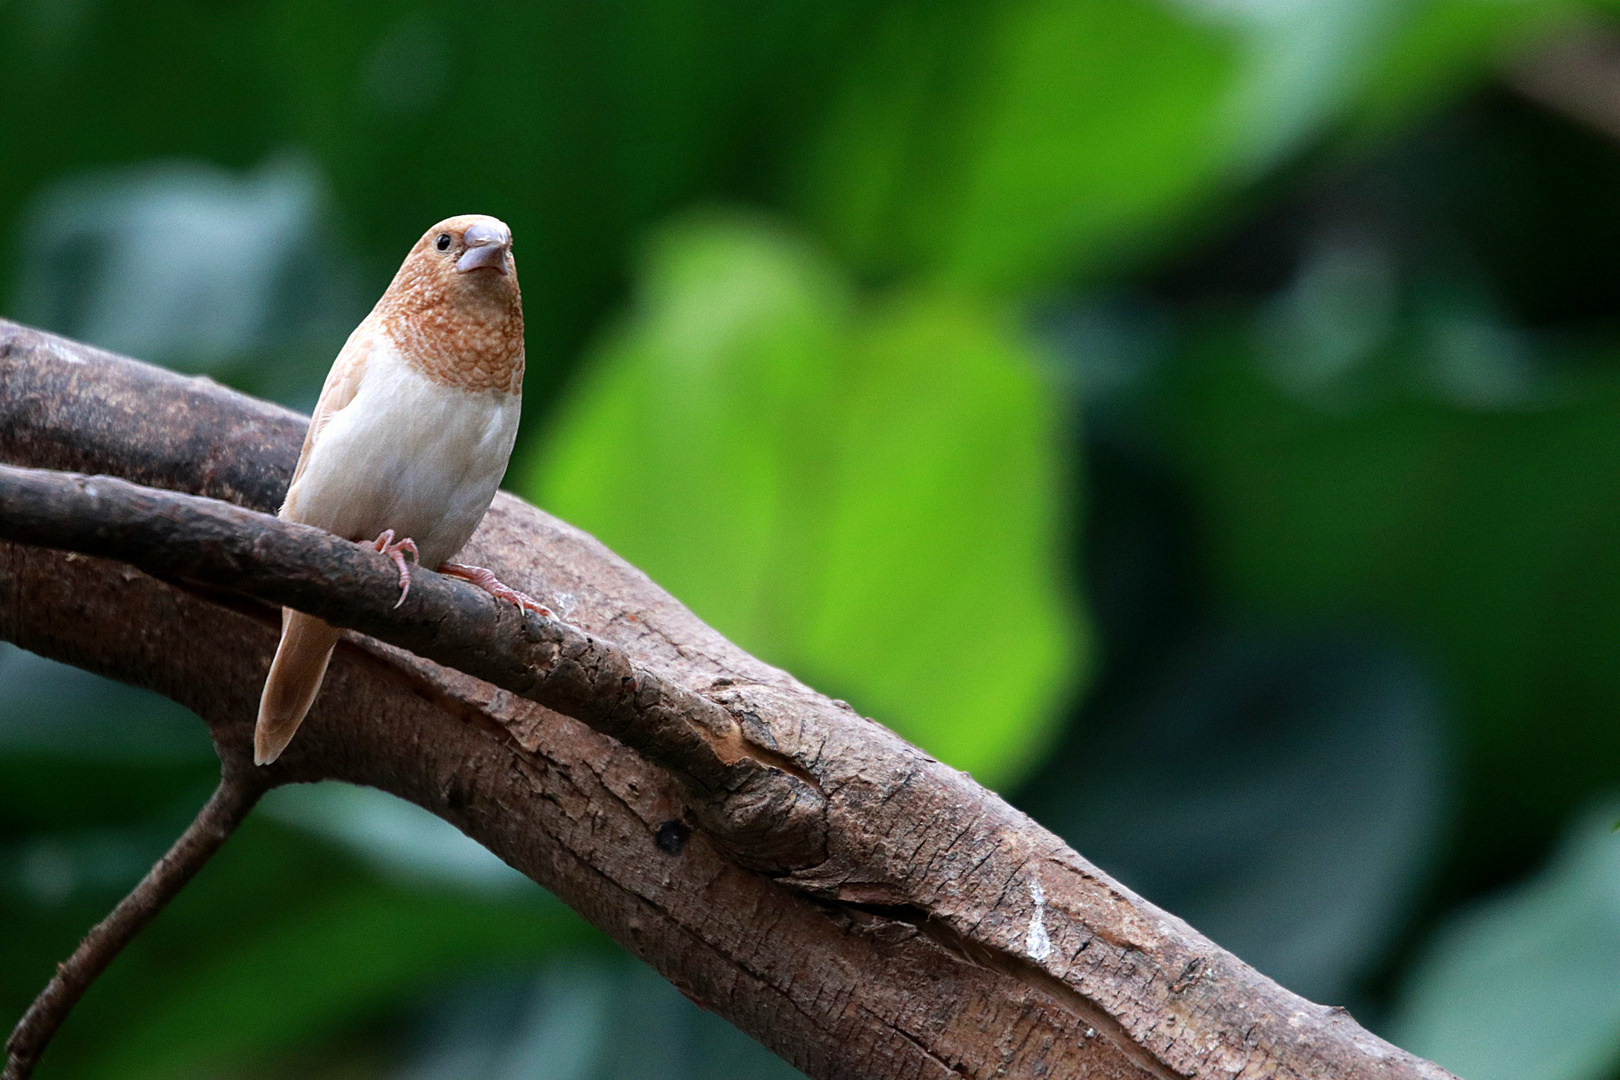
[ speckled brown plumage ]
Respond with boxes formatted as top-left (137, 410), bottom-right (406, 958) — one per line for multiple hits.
top-left (374, 215), bottom-right (525, 395)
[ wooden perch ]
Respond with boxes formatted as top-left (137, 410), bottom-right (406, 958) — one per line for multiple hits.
top-left (0, 463), bottom-right (825, 871)
top-left (0, 319), bottom-right (1456, 1080)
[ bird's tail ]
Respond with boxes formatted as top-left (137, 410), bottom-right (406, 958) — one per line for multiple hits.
top-left (255, 610), bottom-right (343, 765)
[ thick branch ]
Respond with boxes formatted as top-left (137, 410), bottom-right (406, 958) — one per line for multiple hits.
top-left (3, 765), bottom-right (268, 1080)
top-left (0, 319), bottom-right (1456, 1080)
top-left (0, 463), bottom-right (824, 868)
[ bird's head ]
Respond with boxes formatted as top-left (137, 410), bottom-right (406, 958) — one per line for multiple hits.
top-left (376, 214), bottom-right (525, 392)
top-left (380, 214), bottom-right (523, 324)
top-left (411, 213), bottom-right (517, 287)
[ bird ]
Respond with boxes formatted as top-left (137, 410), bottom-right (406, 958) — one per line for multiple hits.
top-left (255, 214), bottom-right (548, 766)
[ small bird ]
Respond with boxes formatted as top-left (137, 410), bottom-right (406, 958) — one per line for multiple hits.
top-left (255, 214), bottom-right (547, 766)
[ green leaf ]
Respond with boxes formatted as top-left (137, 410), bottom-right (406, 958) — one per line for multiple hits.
top-left (521, 214), bottom-right (1085, 787)
top-left (937, 0), bottom-right (1236, 287)
top-left (1390, 800), bottom-right (1620, 1080)
top-left (796, 0), bottom-right (1588, 293)
top-left (798, 0), bottom-right (1237, 290)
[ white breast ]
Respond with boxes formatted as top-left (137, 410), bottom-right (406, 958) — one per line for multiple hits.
top-left (286, 338), bottom-right (521, 568)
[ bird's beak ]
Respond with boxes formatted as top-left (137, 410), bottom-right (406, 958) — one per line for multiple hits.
top-left (456, 222), bottom-right (511, 274)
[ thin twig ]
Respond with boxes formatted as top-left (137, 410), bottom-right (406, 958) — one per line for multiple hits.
top-left (2, 763), bottom-right (269, 1080)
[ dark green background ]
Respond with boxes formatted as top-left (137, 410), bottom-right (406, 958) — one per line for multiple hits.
top-left (5, 2), bottom-right (1620, 1077)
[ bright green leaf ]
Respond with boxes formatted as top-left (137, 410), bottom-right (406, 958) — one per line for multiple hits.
top-left (522, 215), bottom-right (1085, 787)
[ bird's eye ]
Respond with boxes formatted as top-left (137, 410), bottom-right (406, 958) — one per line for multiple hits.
top-left (435, 234), bottom-right (451, 252)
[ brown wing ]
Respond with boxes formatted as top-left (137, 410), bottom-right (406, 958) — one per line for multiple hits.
top-left (280, 320), bottom-right (375, 520)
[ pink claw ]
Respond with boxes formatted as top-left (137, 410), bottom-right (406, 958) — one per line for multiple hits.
top-left (440, 562), bottom-right (553, 617)
top-left (368, 529), bottom-right (420, 608)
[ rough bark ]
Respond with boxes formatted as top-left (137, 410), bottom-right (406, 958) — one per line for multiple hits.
top-left (0, 319), bottom-right (1456, 1080)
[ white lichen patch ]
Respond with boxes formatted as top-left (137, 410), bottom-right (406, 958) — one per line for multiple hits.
top-left (1027, 878), bottom-right (1052, 961)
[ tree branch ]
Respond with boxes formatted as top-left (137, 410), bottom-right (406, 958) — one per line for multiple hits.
top-left (0, 461), bottom-right (824, 868)
top-left (0, 319), bottom-right (1456, 1080)
top-left (3, 763), bottom-right (269, 1080)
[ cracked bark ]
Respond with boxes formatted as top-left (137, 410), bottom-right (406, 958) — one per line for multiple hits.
top-left (0, 319), bottom-right (1457, 1080)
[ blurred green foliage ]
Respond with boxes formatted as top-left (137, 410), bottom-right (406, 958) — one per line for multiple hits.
top-left (9, 0), bottom-right (1620, 1077)
top-left (797, 0), bottom-right (1235, 288)
top-left (1162, 337), bottom-right (1620, 869)
top-left (526, 217), bottom-right (1081, 783)
top-left (1393, 801), bottom-right (1620, 1080)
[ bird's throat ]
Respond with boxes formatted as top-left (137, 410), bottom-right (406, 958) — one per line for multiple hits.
top-left (377, 284), bottom-right (524, 395)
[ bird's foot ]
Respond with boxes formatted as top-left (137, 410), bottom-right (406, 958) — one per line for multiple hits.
top-left (368, 529), bottom-right (420, 608)
top-left (440, 562), bottom-right (553, 617)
